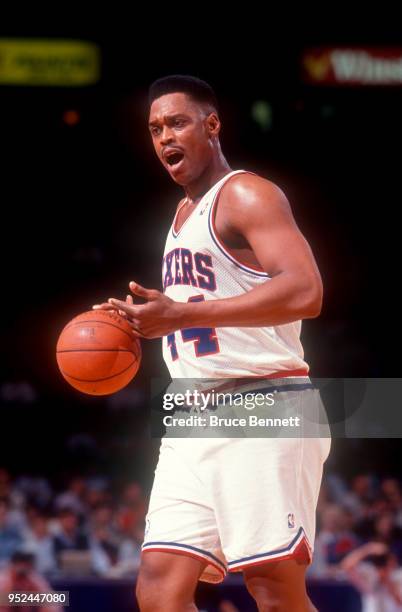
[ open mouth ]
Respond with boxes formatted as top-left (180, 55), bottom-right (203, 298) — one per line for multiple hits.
top-left (165, 150), bottom-right (185, 167)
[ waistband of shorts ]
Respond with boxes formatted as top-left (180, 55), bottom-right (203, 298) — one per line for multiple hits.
top-left (172, 376), bottom-right (314, 415)
top-left (195, 375), bottom-right (313, 395)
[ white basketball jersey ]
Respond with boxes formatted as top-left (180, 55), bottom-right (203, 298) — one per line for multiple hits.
top-left (161, 169), bottom-right (309, 378)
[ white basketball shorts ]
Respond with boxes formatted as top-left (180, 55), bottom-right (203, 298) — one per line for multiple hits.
top-left (141, 386), bottom-right (331, 584)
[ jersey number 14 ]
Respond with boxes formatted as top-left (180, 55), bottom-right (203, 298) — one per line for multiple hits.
top-left (166, 295), bottom-right (220, 359)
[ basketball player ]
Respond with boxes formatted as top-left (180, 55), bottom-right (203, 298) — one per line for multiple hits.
top-left (94, 75), bottom-right (330, 611)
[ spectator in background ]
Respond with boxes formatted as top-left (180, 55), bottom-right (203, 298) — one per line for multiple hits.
top-left (88, 501), bottom-right (142, 578)
top-left (88, 503), bottom-right (117, 538)
top-left (372, 512), bottom-right (402, 564)
top-left (22, 512), bottom-right (57, 576)
top-left (13, 475), bottom-right (52, 514)
top-left (0, 471), bottom-right (26, 532)
top-left (84, 480), bottom-right (109, 512)
top-left (322, 473), bottom-right (350, 507)
top-left (116, 482), bottom-right (146, 541)
top-left (0, 470), bottom-right (23, 509)
top-left (309, 504), bottom-right (359, 578)
top-left (52, 508), bottom-right (89, 568)
top-left (88, 503), bottom-right (120, 576)
top-left (340, 542), bottom-right (402, 612)
top-left (104, 484), bottom-right (146, 578)
top-left (54, 476), bottom-right (87, 519)
top-left (0, 499), bottom-right (22, 569)
top-left (0, 552), bottom-right (61, 612)
top-left (343, 474), bottom-right (376, 520)
top-left (381, 478), bottom-right (402, 526)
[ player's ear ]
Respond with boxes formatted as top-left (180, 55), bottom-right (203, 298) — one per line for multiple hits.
top-left (205, 112), bottom-right (221, 138)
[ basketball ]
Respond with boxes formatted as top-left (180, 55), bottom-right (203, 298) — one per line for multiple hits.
top-left (56, 310), bottom-right (141, 395)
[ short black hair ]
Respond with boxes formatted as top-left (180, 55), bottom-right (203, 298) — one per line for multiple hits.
top-left (148, 75), bottom-right (218, 113)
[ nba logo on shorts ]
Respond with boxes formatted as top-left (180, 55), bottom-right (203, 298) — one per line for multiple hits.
top-left (287, 513), bottom-right (295, 528)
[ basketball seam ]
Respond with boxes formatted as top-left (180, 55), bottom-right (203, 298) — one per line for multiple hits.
top-left (57, 340), bottom-right (141, 361)
top-left (59, 358), bottom-right (137, 382)
top-left (57, 349), bottom-right (135, 353)
top-left (64, 319), bottom-right (133, 340)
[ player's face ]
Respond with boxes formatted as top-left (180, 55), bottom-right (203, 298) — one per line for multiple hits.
top-left (149, 93), bottom-right (216, 185)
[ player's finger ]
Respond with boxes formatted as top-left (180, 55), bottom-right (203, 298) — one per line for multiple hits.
top-left (129, 281), bottom-right (154, 299)
top-left (93, 303), bottom-right (117, 311)
top-left (118, 295), bottom-right (133, 317)
top-left (132, 328), bottom-right (146, 338)
top-left (108, 298), bottom-right (138, 315)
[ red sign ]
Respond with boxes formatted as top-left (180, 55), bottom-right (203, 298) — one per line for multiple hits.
top-left (301, 47), bottom-right (402, 86)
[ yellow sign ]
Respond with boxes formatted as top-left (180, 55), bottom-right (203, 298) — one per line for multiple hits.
top-left (0, 39), bottom-right (100, 86)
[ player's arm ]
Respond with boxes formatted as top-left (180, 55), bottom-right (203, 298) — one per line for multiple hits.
top-left (178, 174), bottom-right (322, 328)
top-left (93, 176), bottom-right (322, 338)
top-left (340, 542), bottom-right (388, 572)
top-left (339, 542), bottom-right (389, 595)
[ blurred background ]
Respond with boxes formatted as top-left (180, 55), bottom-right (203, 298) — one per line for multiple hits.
top-left (1, 22), bottom-right (402, 611)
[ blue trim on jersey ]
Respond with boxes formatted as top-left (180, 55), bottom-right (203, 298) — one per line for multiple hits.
top-left (227, 527), bottom-right (305, 566)
top-left (142, 541), bottom-right (227, 571)
top-left (207, 193), bottom-right (269, 278)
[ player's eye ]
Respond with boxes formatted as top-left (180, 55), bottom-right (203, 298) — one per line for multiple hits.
top-left (150, 126), bottom-right (161, 136)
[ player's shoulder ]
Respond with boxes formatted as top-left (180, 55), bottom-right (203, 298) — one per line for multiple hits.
top-left (228, 170), bottom-right (285, 194)
top-left (220, 170), bottom-right (291, 215)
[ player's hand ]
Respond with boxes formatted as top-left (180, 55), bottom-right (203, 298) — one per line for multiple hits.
top-left (118, 294), bottom-right (133, 318)
top-left (92, 281), bottom-right (182, 339)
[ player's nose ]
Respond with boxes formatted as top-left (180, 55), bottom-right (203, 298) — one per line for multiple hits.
top-left (160, 126), bottom-right (175, 145)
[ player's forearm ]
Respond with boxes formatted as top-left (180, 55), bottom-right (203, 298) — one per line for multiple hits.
top-left (177, 273), bottom-right (322, 328)
top-left (340, 544), bottom-right (375, 571)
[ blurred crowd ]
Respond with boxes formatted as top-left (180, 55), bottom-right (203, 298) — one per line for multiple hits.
top-left (0, 468), bottom-right (146, 581)
top-left (309, 473), bottom-right (402, 609)
top-left (2, 467), bottom-right (402, 609)
top-left (309, 474), bottom-right (402, 576)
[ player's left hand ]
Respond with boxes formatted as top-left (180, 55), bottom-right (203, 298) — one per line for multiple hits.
top-left (92, 281), bottom-right (182, 339)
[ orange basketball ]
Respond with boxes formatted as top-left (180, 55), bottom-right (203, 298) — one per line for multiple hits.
top-left (56, 310), bottom-right (141, 395)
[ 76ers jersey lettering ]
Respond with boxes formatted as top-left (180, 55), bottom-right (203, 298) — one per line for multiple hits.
top-left (162, 170), bottom-right (309, 378)
top-left (163, 249), bottom-right (216, 291)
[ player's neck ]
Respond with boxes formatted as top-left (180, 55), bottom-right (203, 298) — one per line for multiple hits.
top-left (184, 158), bottom-right (232, 203)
